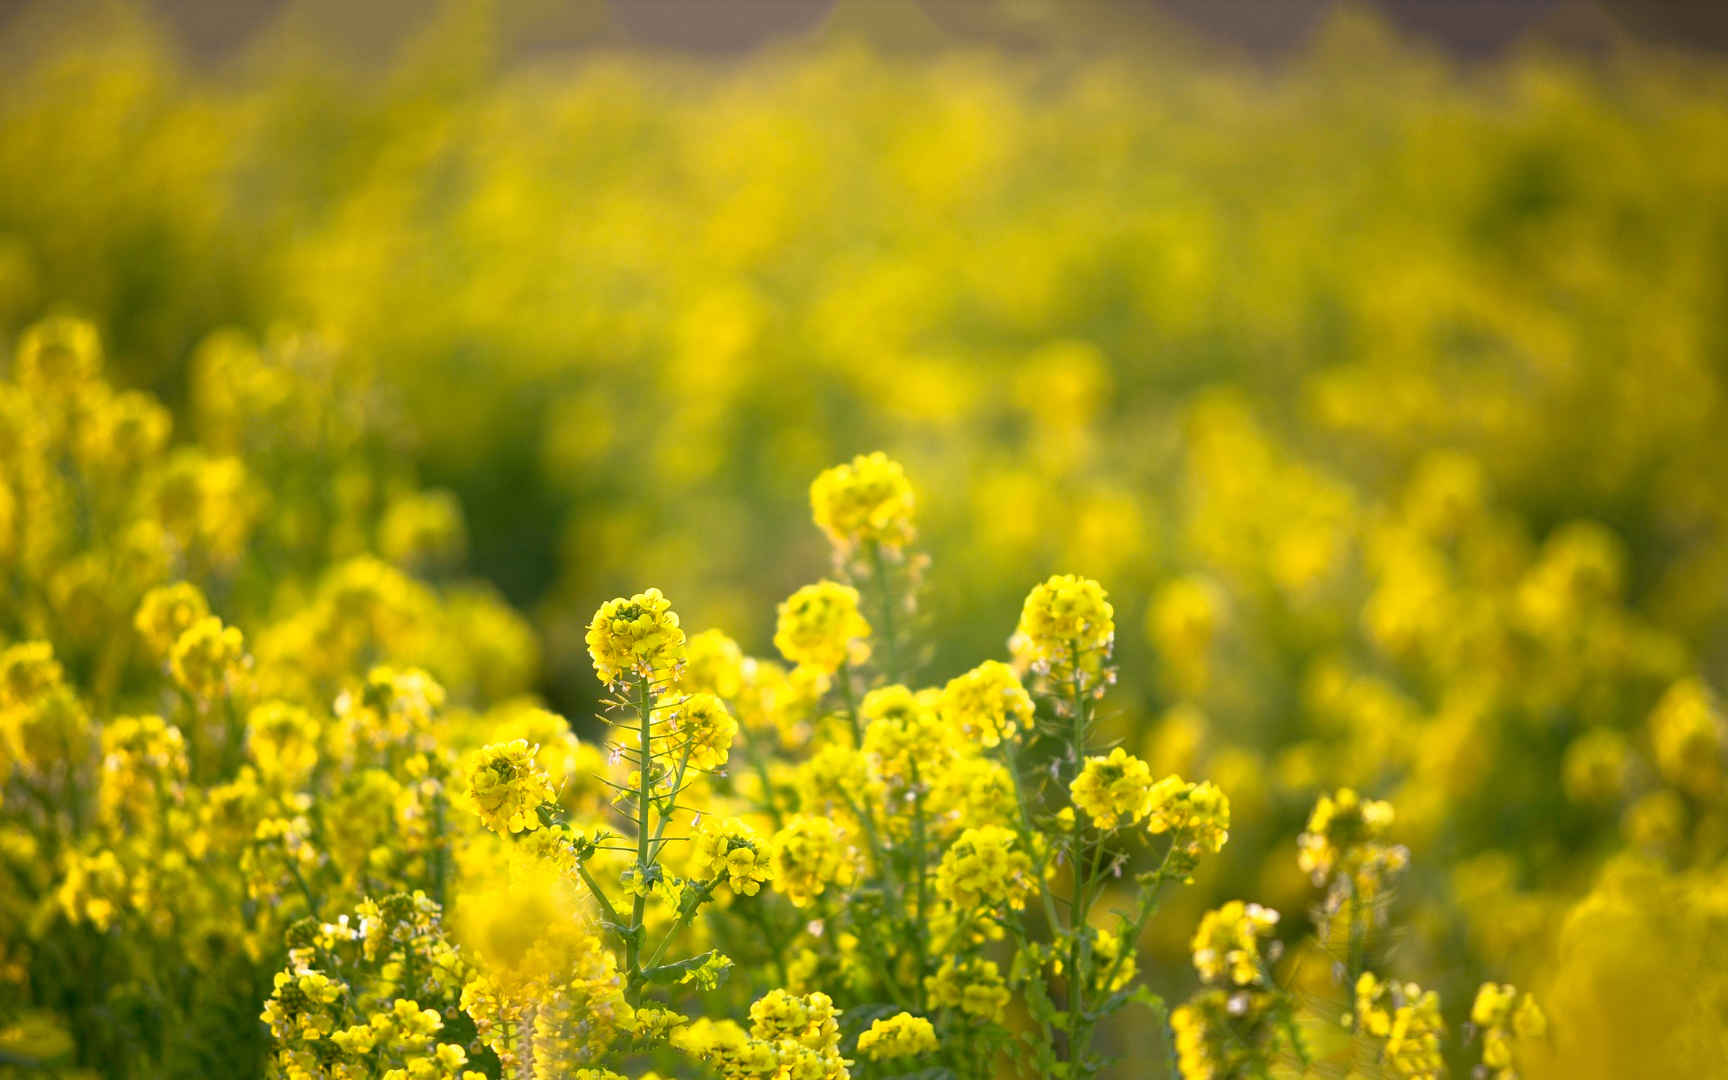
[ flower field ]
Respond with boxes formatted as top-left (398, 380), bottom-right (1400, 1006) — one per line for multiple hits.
top-left (1, 4), bottom-right (1726, 1078)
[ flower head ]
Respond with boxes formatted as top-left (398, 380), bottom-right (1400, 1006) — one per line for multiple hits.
top-left (809, 451), bottom-right (915, 552)
top-left (1190, 900), bottom-right (1280, 987)
top-left (856, 1013), bottom-right (937, 1061)
top-left (860, 684), bottom-right (949, 785)
top-left (1472, 982), bottom-right (1546, 1078)
top-left (1147, 776), bottom-right (1231, 873)
top-left (1070, 747), bottom-right (1154, 829)
top-left (1014, 574), bottom-right (1115, 688)
top-left (1297, 788), bottom-right (1408, 898)
top-left (247, 702), bottom-right (321, 786)
top-left (169, 616), bottom-right (245, 699)
top-left (684, 629), bottom-right (745, 698)
top-left (665, 691), bottom-right (738, 772)
top-left (134, 583), bottom-right (211, 659)
top-left (0, 641), bottom-right (64, 707)
top-left (774, 581), bottom-right (870, 673)
top-left (924, 957), bottom-right (1010, 1024)
top-left (467, 740), bottom-right (555, 834)
top-left (939, 660), bottom-right (1033, 748)
top-left (692, 818), bottom-right (772, 896)
top-left (934, 824), bottom-right (1032, 910)
top-left (769, 815), bottom-right (858, 908)
top-left (586, 588), bottom-right (686, 687)
top-left (1649, 678), bottom-right (1724, 799)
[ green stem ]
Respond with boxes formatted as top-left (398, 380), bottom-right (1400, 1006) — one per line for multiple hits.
top-left (642, 875), bottom-right (719, 971)
top-left (650, 735), bottom-right (695, 855)
top-left (1096, 842), bottom-right (1177, 1000)
top-left (909, 758), bottom-right (930, 1012)
top-left (577, 862), bottom-right (623, 929)
top-left (837, 661), bottom-right (863, 747)
top-left (1000, 740), bottom-right (1062, 933)
top-left (866, 540), bottom-right (902, 682)
top-left (286, 857), bottom-right (322, 923)
top-left (627, 675), bottom-right (654, 1005)
top-left (742, 728), bottom-right (785, 829)
top-left (1064, 648), bottom-right (1095, 1072)
top-left (743, 902), bottom-right (790, 989)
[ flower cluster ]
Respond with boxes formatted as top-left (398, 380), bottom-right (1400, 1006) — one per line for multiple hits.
top-left (169, 615), bottom-right (246, 699)
top-left (691, 818), bottom-right (773, 896)
top-left (773, 581), bottom-right (872, 674)
top-left (1146, 777), bottom-right (1230, 877)
top-left (680, 990), bottom-right (848, 1080)
top-left (855, 1012), bottom-right (937, 1061)
top-left (666, 691), bottom-right (738, 772)
top-left (768, 815), bottom-right (857, 908)
top-left (1189, 901), bottom-right (1280, 988)
top-left (1014, 574), bottom-right (1115, 689)
top-left (586, 589), bottom-right (687, 687)
top-left (1297, 787), bottom-right (1409, 901)
top-left (6, 414), bottom-right (1577, 1080)
top-left (1648, 678), bottom-right (1724, 799)
top-left (1069, 747), bottom-right (1155, 829)
top-left (1472, 982), bottom-right (1547, 1079)
top-left (939, 661), bottom-right (1033, 749)
top-left (1373, 978), bottom-right (1445, 1080)
top-left (809, 452), bottom-right (916, 553)
top-left (934, 825), bottom-right (1032, 910)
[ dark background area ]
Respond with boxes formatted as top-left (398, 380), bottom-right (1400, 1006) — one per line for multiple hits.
top-left (4, 0), bottom-right (1728, 66)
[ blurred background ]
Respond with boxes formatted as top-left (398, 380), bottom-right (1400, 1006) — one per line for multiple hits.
top-left (2, 0), bottom-right (1727, 1074)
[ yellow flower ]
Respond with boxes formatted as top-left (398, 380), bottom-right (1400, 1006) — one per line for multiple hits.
top-left (1384, 983), bottom-right (1444, 1079)
top-left (684, 629), bottom-right (745, 698)
top-left (1070, 747), bottom-right (1154, 829)
top-left (1147, 776), bottom-right (1231, 867)
top-left (466, 740), bottom-right (555, 834)
top-left (773, 581), bottom-right (871, 673)
top-left (378, 489), bottom-right (467, 570)
top-left (939, 660), bottom-right (1033, 748)
top-left (0, 641), bottom-right (64, 707)
top-left (809, 451), bottom-right (916, 552)
top-left (1172, 988), bottom-right (1280, 1080)
top-left (1190, 900), bottom-right (1279, 987)
top-left (934, 824), bottom-right (1031, 909)
top-left (1472, 982), bottom-right (1545, 1078)
top-left (1014, 574), bottom-right (1115, 687)
top-left (769, 815), bottom-right (858, 908)
top-left (77, 388), bottom-right (171, 471)
top-left (691, 818), bottom-right (771, 896)
top-left (169, 616), bottom-right (245, 699)
top-left (664, 691), bottom-right (738, 772)
top-left (1649, 678), bottom-right (1724, 799)
top-left (860, 684), bottom-right (949, 784)
top-left (246, 702), bottom-right (321, 786)
top-left (97, 713), bottom-right (187, 823)
top-left (15, 315), bottom-right (102, 395)
top-left (924, 957), bottom-right (1010, 1024)
top-left (586, 588), bottom-right (686, 687)
top-left (856, 1012), bottom-right (937, 1061)
top-left (1353, 971), bottom-right (1390, 1035)
top-left (1297, 788), bottom-right (1407, 897)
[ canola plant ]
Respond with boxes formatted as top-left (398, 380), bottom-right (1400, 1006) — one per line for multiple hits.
top-left (2, 4), bottom-right (1727, 1078)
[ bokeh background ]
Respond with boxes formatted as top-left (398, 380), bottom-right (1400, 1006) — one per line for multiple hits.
top-left (3, 0), bottom-right (1727, 1075)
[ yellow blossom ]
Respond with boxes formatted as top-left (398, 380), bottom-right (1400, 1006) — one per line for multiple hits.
top-left (1070, 747), bottom-right (1154, 829)
top-left (809, 451), bottom-right (916, 552)
top-left (586, 588), bottom-right (687, 687)
top-left (773, 581), bottom-right (871, 673)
